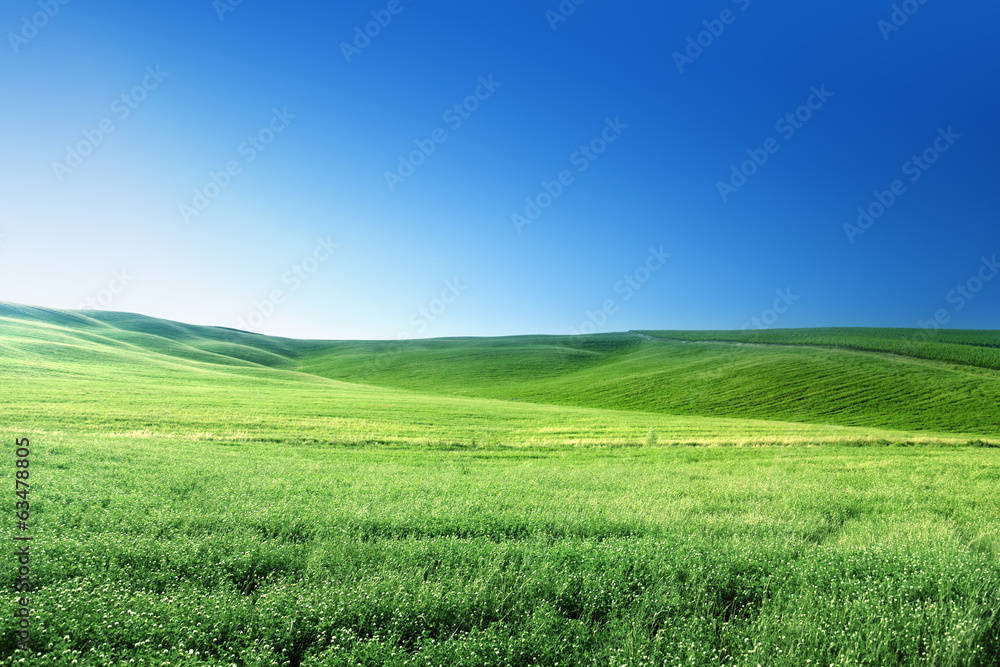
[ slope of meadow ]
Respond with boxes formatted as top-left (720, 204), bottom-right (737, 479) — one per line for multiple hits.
top-left (4, 303), bottom-right (1000, 441)
top-left (5, 303), bottom-right (942, 447)
top-left (641, 327), bottom-right (1000, 370)
top-left (293, 330), bottom-right (1000, 438)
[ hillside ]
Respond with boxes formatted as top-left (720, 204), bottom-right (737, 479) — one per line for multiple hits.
top-left (2, 302), bottom-right (999, 442)
top-left (640, 328), bottom-right (1000, 370)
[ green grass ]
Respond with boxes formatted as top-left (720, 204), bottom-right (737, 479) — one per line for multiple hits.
top-left (640, 327), bottom-right (1000, 370)
top-left (2, 303), bottom-right (1000, 665)
top-left (6, 303), bottom-right (1000, 440)
top-left (299, 335), bottom-right (1000, 436)
top-left (3, 434), bottom-right (1000, 666)
top-left (6, 303), bottom-right (985, 447)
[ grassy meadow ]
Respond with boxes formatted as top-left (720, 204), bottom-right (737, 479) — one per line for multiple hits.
top-left (1, 303), bottom-right (999, 665)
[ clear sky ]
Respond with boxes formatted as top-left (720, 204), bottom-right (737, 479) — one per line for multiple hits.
top-left (1, 1), bottom-right (997, 339)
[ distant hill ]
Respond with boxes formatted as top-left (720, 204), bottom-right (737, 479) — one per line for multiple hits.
top-left (2, 302), bottom-right (998, 442)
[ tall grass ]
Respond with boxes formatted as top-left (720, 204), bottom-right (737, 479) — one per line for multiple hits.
top-left (2, 436), bottom-right (999, 665)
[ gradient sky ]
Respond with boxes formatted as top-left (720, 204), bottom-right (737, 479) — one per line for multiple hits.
top-left (1, 1), bottom-right (998, 339)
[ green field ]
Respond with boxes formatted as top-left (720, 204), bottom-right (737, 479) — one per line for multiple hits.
top-left (640, 328), bottom-right (1000, 372)
top-left (2, 303), bottom-right (999, 665)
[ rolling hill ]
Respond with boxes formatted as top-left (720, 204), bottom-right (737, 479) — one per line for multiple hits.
top-left (2, 302), bottom-right (999, 444)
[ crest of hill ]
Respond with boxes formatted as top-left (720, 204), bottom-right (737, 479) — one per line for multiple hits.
top-left (0, 302), bottom-right (301, 369)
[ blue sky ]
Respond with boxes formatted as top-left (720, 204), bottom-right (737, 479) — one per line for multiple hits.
top-left (1, 1), bottom-right (997, 339)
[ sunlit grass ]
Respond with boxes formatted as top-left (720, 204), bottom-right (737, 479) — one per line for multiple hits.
top-left (2, 435), bottom-right (999, 665)
top-left (2, 305), bottom-right (1000, 664)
